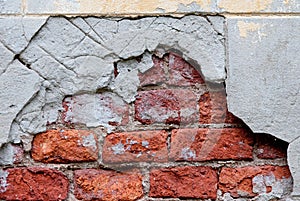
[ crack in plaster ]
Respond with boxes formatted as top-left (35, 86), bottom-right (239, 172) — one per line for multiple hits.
top-left (0, 15), bottom-right (226, 145)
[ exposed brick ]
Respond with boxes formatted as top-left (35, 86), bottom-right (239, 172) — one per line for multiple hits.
top-left (170, 128), bottom-right (254, 161)
top-left (74, 169), bottom-right (143, 201)
top-left (199, 91), bottom-right (241, 124)
top-left (0, 167), bottom-right (69, 201)
top-left (256, 134), bottom-right (288, 159)
top-left (103, 130), bottom-right (168, 163)
top-left (219, 166), bottom-right (292, 198)
top-left (62, 92), bottom-right (129, 127)
top-left (167, 52), bottom-right (204, 86)
top-left (139, 55), bottom-right (166, 86)
top-left (135, 89), bottom-right (198, 125)
top-left (149, 166), bottom-right (217, 199)
top-left (32, 129), bottom-right (98, 163)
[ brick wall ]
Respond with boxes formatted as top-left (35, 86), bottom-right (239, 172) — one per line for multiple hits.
top-left (1, 0), bottom-right (299, 200)
top-left (0, 52), bottom-right (291, 200)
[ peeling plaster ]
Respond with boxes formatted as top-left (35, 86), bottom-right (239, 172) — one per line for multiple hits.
top-left (1, 15), bottom-right (224, 143)
top-left (227, 17), bottom-right (300, 196)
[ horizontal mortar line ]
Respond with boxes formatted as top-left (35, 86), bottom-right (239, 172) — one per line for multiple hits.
top-left (7, 159), bottom-right (287, 171)
top-left (0, 12), bottom-right (300, 18)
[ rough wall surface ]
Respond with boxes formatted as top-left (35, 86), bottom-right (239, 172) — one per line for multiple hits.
top-left (0, 0), bottom-right (299, 200)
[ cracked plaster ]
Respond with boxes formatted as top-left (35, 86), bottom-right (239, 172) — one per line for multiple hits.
top-left (0, 15), bottom-right (300, 197)
top-left (0, 15), bottom-right (225, 147)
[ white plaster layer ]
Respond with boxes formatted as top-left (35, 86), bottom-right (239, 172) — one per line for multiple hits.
top-left (0, 61), bottom-right (42, 146)
top-left (0, 144), bottom-right (16, 165)
top-left (0, 0), bottom-right (21, 14)
top-left (226, 17), bottom-right (300, 197)
top-left (0, 17), bottom-right (48, 54)
top-left (226, 17), bottom-right (300, 143)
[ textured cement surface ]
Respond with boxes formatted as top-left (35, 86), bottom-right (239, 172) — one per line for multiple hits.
top-left (226, 17), bottom-right (300, 196)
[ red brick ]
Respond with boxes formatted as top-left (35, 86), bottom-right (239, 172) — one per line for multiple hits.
top-left (256, 134), bottom-right (288, 159)
top-left (135, 89), bottom-right (198, 125)
top-left (62, 93), bottom-right (129, 127)
top-left (0, 167), bottom-right (69, 201)
top-left (74, 169), bottom-right (143, 201)
top-left (149, 166), bottom-right (217, 199)
top-left (139, 55), bottom-right (166, 86)
top-left (32, 129), bottom-right (98, 163)
top-left (199, 91), bottom-right (241, 124)
top-left (167, 52), bottom-right (204, 86)
top-left (170, 128), bottom-right (254, 161)
top-left (219, 166), bottom-right (292, 198)
top-left (102, 130), bottom-right (168, 163)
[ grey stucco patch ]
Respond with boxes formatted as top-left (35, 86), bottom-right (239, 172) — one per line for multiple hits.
top-left (0, 0), bottom-right (21, 14)
top-left (0, 61), bottom-right (42, 146)
top-left (0, 17), bottom-right (48, 54)
top-left (226, 17), bottom-right (300, 196)
top-left (226, 17), bottom-right (300, 143)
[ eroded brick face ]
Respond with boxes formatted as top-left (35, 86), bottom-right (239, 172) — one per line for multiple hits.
top-left (167, 52), bottom-right (205, 86)
top-left (170, 128), bottom-right (254, 161)
top-left (0, 168), bottom-right (69, 201)
top-left (74, 169), bottom-right (143, 201)
top-left (219, 166), bottom-right (292, 198)
top-left (199, 91), bottom-right (241, 124)
top-left (102, 130), bottom-right (168, 163)
top-left (149, 166), bottom-right (218, 199)
top-left (32, 129), bottom-right (98, 163)
top-left (62, 93), bottom-right (129, 128)
top-left (135, 89), bottom-right (198, 125)
top-left (256, 134), bottom-right (288, 159)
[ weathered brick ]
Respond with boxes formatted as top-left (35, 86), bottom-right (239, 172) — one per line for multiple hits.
top-left (74, 169), bottom-right (143, 201)
top-left (32, 129), bottom-right (98, 163)
top-left (0, 167), bottom-right (69, 201)
top-left (135, 89), bottom-right (198, 125)
top-left (199, 91), bottom-right (241, 124)
top-left (139, 55), bottom-right (166, 86)
top-left (219, 166), bottom-right (292, 198)
top-left (103, 130), bottom-right (168, 163)
top-left (256, 134), bottom-right (288, 159)
top-left (167, 52), bottom-right (204, 86)
top-left (62, 92), bottom-right (129, 128)
top-left (170, 128), bottom-right (254, 161)
top-left (149, 166), bottom-right (217, 199)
